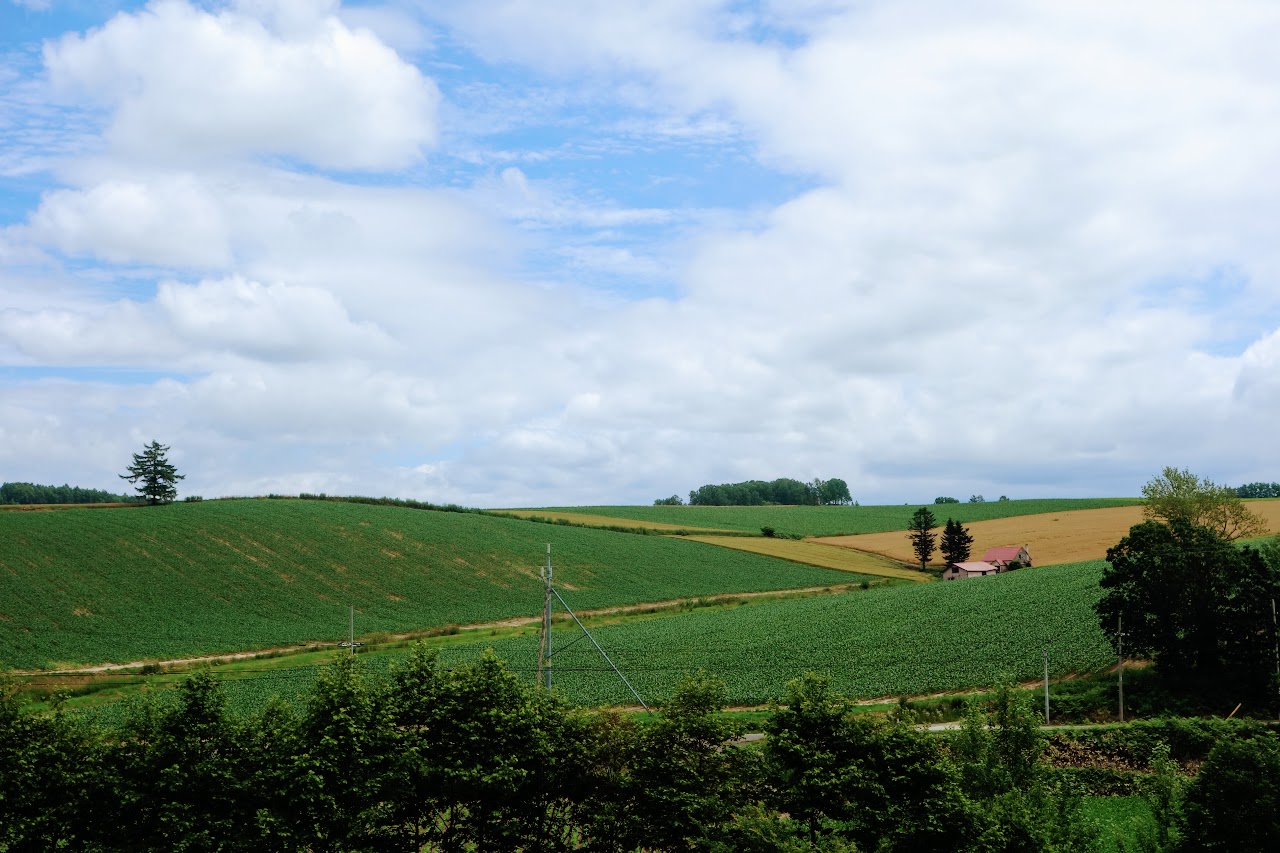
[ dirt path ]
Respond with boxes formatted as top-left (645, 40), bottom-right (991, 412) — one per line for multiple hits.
top-left (16, 582), bottom-right (865, 676)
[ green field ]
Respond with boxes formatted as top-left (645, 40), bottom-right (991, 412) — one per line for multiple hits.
top-left (526, 498), bottom-right (1143, 537)
top-left (0, 499), bottom-right (858, 670)
top-left (451, 559), bottom-right (1114, 705)
top-left (160, 559), bottom-right (1112, 714)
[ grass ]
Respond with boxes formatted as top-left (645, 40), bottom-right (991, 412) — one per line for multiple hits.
top-left (0, 499), bottom-right (858, 670)
top-left (522, 499), bottom-right (1145, 537)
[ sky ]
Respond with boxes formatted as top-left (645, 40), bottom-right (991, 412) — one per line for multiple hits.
top-left (1, 0), bottom-right (1279, 508)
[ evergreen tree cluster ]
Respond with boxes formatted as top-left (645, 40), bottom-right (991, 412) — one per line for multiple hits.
top-left (0, 482), bottom-right (137, 505)
top-left (1235, 481), bottom-right (1280, 498)
top-left (688, 477), bottom-right (852, 506)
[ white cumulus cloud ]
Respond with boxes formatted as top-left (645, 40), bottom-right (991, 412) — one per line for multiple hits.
top-left (43, 0), bottom-right (440, 169)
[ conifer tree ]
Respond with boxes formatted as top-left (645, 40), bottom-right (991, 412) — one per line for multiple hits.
top-left (907, 507), bottom-right (937, 571)
top-left (120, 440), bottom-right (184, 505)
top-left (940, 518), bottom-right (975, 567)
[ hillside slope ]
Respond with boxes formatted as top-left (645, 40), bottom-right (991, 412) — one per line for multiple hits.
top-left (0, 499), bottom-right (854, 670)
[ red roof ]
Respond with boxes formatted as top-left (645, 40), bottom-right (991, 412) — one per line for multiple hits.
top-left (983, 546), bottom-right (1026, 562)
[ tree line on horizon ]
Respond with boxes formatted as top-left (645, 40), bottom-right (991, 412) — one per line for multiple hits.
top-left (0, 481), bottom-right (137, 505)
top-left (656, 477), bottom-right (853, 507)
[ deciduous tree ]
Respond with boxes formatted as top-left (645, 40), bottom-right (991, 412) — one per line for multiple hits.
top-left (1142, 466), bottom-right (1267, 540)
top-left (120, 440), bottom-right (185, 505)
top-left (1096, 519), bottom-right (1280, 695)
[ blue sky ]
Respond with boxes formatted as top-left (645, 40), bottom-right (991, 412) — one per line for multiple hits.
top-left (2, 0), bottom-right (1280, 507)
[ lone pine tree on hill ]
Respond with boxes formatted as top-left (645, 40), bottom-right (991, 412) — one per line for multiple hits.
top-left (121, 440), bottom-right (184, 505)
top-left (907, 507), bottom-right (938, 571)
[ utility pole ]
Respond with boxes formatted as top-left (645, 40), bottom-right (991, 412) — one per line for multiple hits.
top-left (1118, 614), bottom-right (1125, 723)
top-left (1043, 648), bottom-right (1050, 725)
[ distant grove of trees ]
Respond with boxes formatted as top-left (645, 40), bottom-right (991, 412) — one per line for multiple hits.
top-left (0, 482), bottom-right (137, 505)
top-left (680, 477), bottom-right (853, 506)
top-left (1236, 481), bottom-right (1280, 498)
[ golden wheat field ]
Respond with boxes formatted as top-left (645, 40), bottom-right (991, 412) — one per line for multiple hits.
top-left (678, 535), bottom-right (929, 581)
top-left (815, 500), bottom-right (1280, 567)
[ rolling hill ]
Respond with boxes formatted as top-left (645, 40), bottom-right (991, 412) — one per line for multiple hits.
top-left (0, 499), bottom-right (857, 670)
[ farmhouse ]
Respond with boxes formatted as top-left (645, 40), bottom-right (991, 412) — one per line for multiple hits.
top-left (942, 561), bottom-right (1005, 581)
top-left (942, 545), bottom-right (1032, 581)
top-left (982, 544), bottom-right (1032, 568)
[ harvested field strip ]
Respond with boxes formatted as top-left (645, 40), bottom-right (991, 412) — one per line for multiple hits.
top-left (679, 535), bottom-right (926, 581)
top-left (815, 500), bottom-right (1280, 567)
top-left (488, 509), bottom-right (734, 534)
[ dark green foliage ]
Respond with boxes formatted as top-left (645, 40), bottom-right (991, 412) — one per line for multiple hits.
top-left (0, 481), bottom-right (136, 504)
top-left (935, 496), bottom-right (960, 504)
top-left (1234, 482), bottom-right (1280, 498)
top-left (1180, 731), bottom-right (1280, 852)
top-left (817, 478), bottom-right (852, 506)
top-left (654, 495), bottom-right (684, 506)
top-left (969, 494), bottom-right (985, 503)
top-left (1097, 520), bottom-right (1280, 698)
top-left (0, 682), bottom-right (101, 851)
top-left (16, 656), bottom-right (1280, 852)
top-left (688, 477), bottom-right (848, 506)
top-left (121, 439), bottom-right (185, 505)
top-left (617, 672), bottom-right (752, 851)
top-left (106, 670), bottom-right (250, 850)
top-left (765, 673), bottom-right (975, 851)
top-left (952, 686), bottom-right (1097, 852)
top-left (941, 518), bottom-right (975, 566)
top-left (908, 507), bottom-right (937, 570)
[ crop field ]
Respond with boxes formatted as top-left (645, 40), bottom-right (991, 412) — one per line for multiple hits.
top-left (66, 559), bottom-right (1111, 720)
top-left (416, 559), bottom-right (1115, 706)
top-left (818, 500), bottom-right (1280, 567)
top-left (0, 499), bottom-right (855, 670)
top-left (677, 535), bottom-right (926, 581)
top-left (485, 509), bottom-right (734, 534)
top-left (525, 498), bottom-right (1144, 537)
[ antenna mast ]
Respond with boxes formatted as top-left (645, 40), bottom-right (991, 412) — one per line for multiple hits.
top-left (536, 545), bottom-right (649, 712)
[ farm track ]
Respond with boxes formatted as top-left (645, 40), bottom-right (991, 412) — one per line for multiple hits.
top-left (16, 582), bottom-right (868, 676)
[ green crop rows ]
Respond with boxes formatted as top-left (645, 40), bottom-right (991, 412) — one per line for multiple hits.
top-left (0, 499), bottom-right (854, 670)
top-left (528, 499), bottom-right (1143, 537)
top-left (69, 561), bottom-right (1112, 721)
top-left (433, 560), bottom-right (1115, 706)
